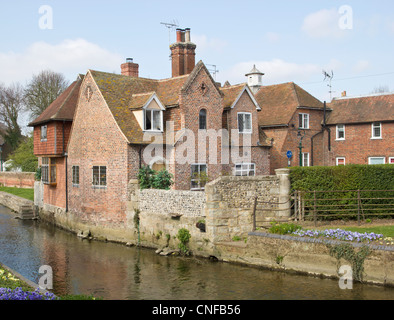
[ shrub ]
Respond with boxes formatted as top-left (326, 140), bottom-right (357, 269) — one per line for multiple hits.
top-left (151, 169), bottom-right (174, 190)
top-left (137, 166), bottom-right (174, 190)
top-left (177, 228), bottom-right (191, 255)
top-left (290, 165), bottom-right (394, 220)
top-left (269, 221), bottom-right (302, 235)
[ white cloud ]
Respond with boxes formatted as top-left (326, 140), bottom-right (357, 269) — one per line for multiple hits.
top-left (353, 60), bottom-right (370, 73)
top-left (219, 59), bottom-right (322, 85)
top-left (265, 32), bottom-right (280, 43)
top-left (0, 39), bottom-right (123, 85)
top-left (192, 34), bottom-right (228, 53)
top-left (302, 8), bottom-right (347, 39)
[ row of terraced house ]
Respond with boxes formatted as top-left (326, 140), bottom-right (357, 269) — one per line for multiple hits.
top-left (29, 28), bottom-right (394, 226)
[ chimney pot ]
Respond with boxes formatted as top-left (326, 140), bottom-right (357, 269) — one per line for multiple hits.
top-left (342, 91), bottom-right (347, 97)
top-left (176, 29), bottom-right (182, 42)
top-left (185, 28), bottom-right (191, 42)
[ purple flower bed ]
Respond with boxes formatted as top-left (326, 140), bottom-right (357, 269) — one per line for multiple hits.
top-left (0, 287), bottom-right (57, 300)
top-left (292, 228), bottom-right (384, 243)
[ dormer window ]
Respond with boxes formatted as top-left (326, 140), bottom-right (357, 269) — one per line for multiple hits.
top-left (142, 94), bottom-right (165, 132)
top-left (144, 109), bottom-right (163, 131)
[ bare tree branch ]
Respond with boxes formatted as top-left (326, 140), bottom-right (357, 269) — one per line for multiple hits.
top-left (24, 70), bottom-right (69, 120)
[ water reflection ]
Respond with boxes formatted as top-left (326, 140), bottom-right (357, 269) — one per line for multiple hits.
top-left (0, 205), bottom-right (393, 300)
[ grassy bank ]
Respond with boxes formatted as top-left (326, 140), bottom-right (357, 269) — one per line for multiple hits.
top-left (0, 264), bottom-right (99, 300)
top-left (0, 186), bottom-right (34, 201)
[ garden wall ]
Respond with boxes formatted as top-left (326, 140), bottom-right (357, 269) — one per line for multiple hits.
top-left (212, 232), bottom-right (394, 287)
top-left (0, 172), bottom-right (35, 188)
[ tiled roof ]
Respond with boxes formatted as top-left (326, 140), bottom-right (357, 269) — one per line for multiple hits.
top-left (327, 93), bottom-right (394, 125)
top-left (90, 70), bottom-right (189, 144)
top-left (255, 82), bottom-right (324, 127)
top-left (220, 83), bottom-right (246, 109)
top-left (28, 75), bottom-right (83, 126)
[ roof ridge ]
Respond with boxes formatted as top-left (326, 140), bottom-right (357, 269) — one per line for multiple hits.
top-left (52, 79), bottom-right (80, 119)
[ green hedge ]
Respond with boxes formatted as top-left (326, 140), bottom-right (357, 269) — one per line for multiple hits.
top-left (289, 165), bottom-right (394, 220)
top-left (290, 164), bottom-right (394, 191)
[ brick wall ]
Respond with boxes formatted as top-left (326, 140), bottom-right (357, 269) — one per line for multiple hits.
top-left (263, 108), bottom-right (327, 174)
top-left (325, 122), bottom-right (394, 165)
top-left (42, 157), bottom-right (67, 209)
top-left (67, 72), bottom-right (130, 227)
top-left (0, 172), bottom-right (35, 188)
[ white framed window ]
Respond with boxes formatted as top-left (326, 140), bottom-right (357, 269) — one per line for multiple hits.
top-left (371, 122), bottom-right (382, 139)
top-left (302, 153), bottom-right (310, 167)
top-left (234, 163), bottom-right (255, 176)
top-left (299, 113), bottom-right (309, 129)
top-left (389, 157), bottom-right (394, 164)
top-left (72, 166), bottom-right (80, 186)
top-left (336, 124), bottom-right (345, 140)
top-left (41, 125), bottom-right (47, 141)
top-left (368, 157), bottom-right (385, 165)
top-left (92, 166), bottom-right (107, 187)
top-left (237, 112), bottom-right (252, 133)
top-left (144, 109), bottom-right (163, 132)
top-left (336, 157), bottom-right (346, 166)
top-left (191, 164), bottom-right (207, 190)
top-left (41, 157), bottom-right (56, 185)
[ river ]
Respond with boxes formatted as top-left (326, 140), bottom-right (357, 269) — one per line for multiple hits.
top-left (0, 205), bottom-right (393, 300)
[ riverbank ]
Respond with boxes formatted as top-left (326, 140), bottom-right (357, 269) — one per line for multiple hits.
top-left (1, 188), bottom-right (393, 289)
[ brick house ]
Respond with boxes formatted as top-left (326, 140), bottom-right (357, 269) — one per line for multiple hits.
top-left (28, 76), bottom-right (82, 210)
top-left (246, 65), bottom-right (330, 174)
top-left (31, 28), bottom-right (271, 225)
top-left (324, 92), bottom-right (394, 166)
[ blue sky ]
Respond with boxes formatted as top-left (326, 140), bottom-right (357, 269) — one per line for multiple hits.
top-left (1, 0), bottom-right (394, 116)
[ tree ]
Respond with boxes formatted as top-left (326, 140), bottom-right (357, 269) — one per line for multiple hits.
top-left (0, 82), bottom-right (24, 149)
top-left (24, 70), bottom-right (69, 120)
top-left (371, 85), bottom-right (390, 94)
top-left (7, 134), bottom-right (38, 172)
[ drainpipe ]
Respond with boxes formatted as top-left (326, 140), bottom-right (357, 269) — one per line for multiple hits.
top-left (63, 120), bottom-right (68, 212)
top-left (310, 101), bottom-right (331, 166)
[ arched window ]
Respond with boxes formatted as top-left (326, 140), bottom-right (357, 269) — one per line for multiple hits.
top-left (199, 109), bottom-right (207, 130)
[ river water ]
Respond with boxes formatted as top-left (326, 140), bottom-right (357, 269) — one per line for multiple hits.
top-left (0, 205), bottom-right (393, 300)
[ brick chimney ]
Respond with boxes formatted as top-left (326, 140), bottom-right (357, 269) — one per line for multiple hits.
top-left (170, 28), bottom-right (196, 77)
top-left (121, 58), bottom-right (139, 77)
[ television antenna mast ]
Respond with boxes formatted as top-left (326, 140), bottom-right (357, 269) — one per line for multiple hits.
top-left (160, 20), bottom-right (179, 59)
top-left (323, 70), bottom-right (334, 100)
top-left (206, 64), bottom-right (219, 81)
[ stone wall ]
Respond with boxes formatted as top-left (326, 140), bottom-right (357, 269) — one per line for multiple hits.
top-left (126, 180), bottom-right (209, 252)
top-left (0, 172), bottom-right (35, 188)
top-left (0, 191), bottom-right (35, 219)
top-left (213, 232), bottom-right (394, 287)
top-left (205, 169), bottom-right (291, 242)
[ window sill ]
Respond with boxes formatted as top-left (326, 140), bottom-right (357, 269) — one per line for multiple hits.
top-left (143, 130), bottom-right (163, 133)
top-left (43, 182), bottom-right (57, 186)
top-left (335, 139), bottom-right (345, 141)
top-left (239, 131), bottom-right (252, 134)
top-left (92, 185), bottom-right (107, 189)
top-left (41, 139), bottom-right (47, 142)
top-left (371, 137), bottom-right (382, 140)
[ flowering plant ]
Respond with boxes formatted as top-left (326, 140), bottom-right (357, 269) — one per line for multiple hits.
top-left (292, 228), bottom-right (384, 243)
top-left (0, 287), bottom-right (57, 300)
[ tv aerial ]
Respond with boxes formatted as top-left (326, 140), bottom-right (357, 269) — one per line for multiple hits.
top-left (323, 70), bottom-right (334, 100)
top-left (161, 20), bottom-right (179, 59)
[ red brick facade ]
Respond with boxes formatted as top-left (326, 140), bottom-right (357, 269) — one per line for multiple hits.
top-left (324, 122), bottom-right (394, 166)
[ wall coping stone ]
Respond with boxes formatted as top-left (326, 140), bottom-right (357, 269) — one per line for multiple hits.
top-left (249, 231), bottom-right (394, 252)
